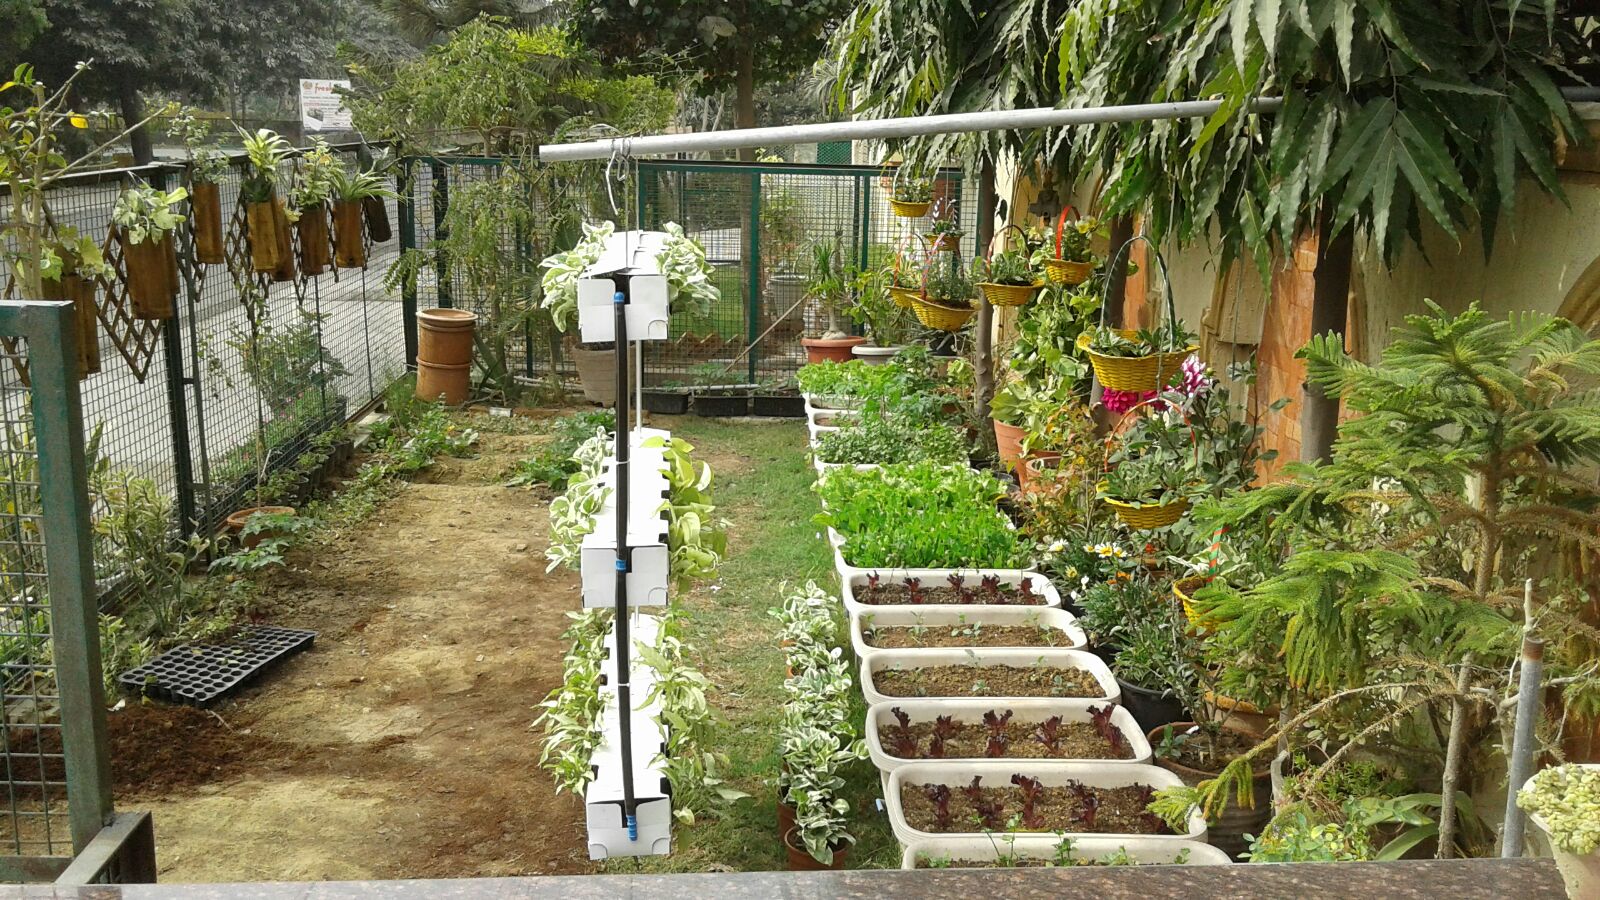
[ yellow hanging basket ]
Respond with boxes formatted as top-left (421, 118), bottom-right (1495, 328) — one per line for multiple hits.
top-left (1077, 330), bottom-right (1198, 393)
top-left (920, 232), bottom-right (962, 253)
top-left (889, 286), bottom-right (920, 309)
top-left (1172, 577), bottom-right (1219, 629)
top-left (910, 295), bottom-right (976, 331)
top-left (890, 199), bottom-right (931, 218)
top-left (1044, 258), bottom-right (1094, 285)
top-left (1098, 480), bottom-right (1190, 530)
top-left (978, 280), bottom-right (1045, 308)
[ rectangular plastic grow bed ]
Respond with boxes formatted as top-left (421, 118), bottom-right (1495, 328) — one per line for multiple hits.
top-left (840, 569), bottom-right (1064, 619)
top-left (864, 698), bottom-right (1150, 774)
top-left (859, 647), bottom-right (1119, 707)
top-left (849, 605), bottom-right (1084, 658)
top-left (899, 835), bottom-right (1231, 869)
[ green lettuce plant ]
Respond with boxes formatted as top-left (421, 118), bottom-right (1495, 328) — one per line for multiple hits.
top-left (815, 462), bottom-right (1025, 569)
top-left (815, 407), bottom-right (968, 466)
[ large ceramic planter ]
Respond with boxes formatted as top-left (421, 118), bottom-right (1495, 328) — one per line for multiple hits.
top-left (1148, 723), bottom-right (1271, 860)
top-left (416, 308), bottom-right (478, 406)
top-left (190, 180), bottom-right (226, 264)
top-left (852, 344), bottom-right (904, 366)
top-left (1523, 764), bottom-right (1600, 900)
top-left (993, 418), bottom-right (1026, 471)
top-left (1117, 676), bottom-right (1188, 733)
top-left (900, 836), bottom-right (1231, 869)
top-left (859, 647), bottom-right (1118, 707)
top-left (885, 760), bottom-right (1206, 845)
top-left (849, 605), bottom-right (1085, 659)
top-left (802, 335), bottom-right (868, 364)
top-left (865, 698), bottom-right (1149, 775)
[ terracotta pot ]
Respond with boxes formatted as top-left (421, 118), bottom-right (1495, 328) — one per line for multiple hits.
top-left (1148, 722), bottom-right (1272, 860)
top-left (190, 181), bottom-right (226, 264)
top-left (993, 418), bottom-right (1026, 471)
top-left (777, 798), bottom-right (796, 841)
top-left (270, 200), bottom-right (297, 283)
top-left (1203, 691), bottom-right (1280, 736)
top-left (121, 229), bottom-right (176, 320)
top-left (41, 274), bottom-right (100, 378)
top-left (570, 343), bottom-right (633, 407)
top-left (332, 200), bottom-right (367, 268)
top-left (296, 204), bottom-right (332, 276)
top-left (245, 198), bottom-right (283, 272)
top-left (418, 308), bottom-right (478, 366)
top-left (363, 195), bottom-right (392, 243)
top-left (223, 505), bottom-right (296, 550)
top-left (801, 335), bottom-right (868, 364)
top-left (416, 360), bottom-right (471, 406)
top-left (1017, 451), bottom-right (1061, 492)
top-left (783, 827), bottom-right (848, 871)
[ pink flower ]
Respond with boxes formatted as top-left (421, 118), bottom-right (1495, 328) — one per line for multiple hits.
top-left (1179, 354), bottom-right (1211, 398)
top-left (1102, 389), bottom-right (1155, 414)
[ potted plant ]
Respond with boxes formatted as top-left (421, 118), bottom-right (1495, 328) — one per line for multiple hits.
top-left (112, 182), bottom-right (187, 320)
top-left (1147, 709), bottom-right (1272, 860)
top-left (166, 109), bottom-right (228, 265)
top-left (286, 139), bottom-right (339, 277)
top-left (799, 242), bottom-right (866, 363)
top-left (1097, 455), bottom-right (1191, 530)
top-left (884, 242), bottom-right (928, 310)
top-left (238, 128), bottom-right (293, 275)
top-left (909, 252), bottom-right (977, 332)
top-left (866, 700), bottom-right (1145, 774)
top-left (889, 165), bottom-right (934, 218)
top-left (920, 199), bottom-right (964, 253)
top-left (328, 165), bottom-right (396, 269)
top-left (1079, 320), bottom-right (1198, 394)
top-left (36, 229), bottom-right (110, 379)
top-left (1074, 569), bottom-right (1193, 732)
top-left (974, 227), bottom-right (1045, 309)
top-left (540, 221), bottom-right (719, 406)
top-left (752, 375), bottom-right (805, 418)
top-left (1042, 208), bottom-right (1101, 285)
top-left (847, 267), bottom-right (918, 364)
top-left (1518, 764), bottom-right (1600, 899)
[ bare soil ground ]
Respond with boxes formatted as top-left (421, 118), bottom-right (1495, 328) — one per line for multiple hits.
top-left (109, 429), bottom-right (600, 882)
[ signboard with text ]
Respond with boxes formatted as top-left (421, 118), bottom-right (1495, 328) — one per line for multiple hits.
top-left (299, 79), bottom-right (353, 132)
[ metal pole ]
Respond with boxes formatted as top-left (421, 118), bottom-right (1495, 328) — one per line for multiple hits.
top-left (152, 169), bottom-right (199, 535)
top-left (398, 161), bottom-right (420, 370)
top-left (1502, 580), bottom-right (1545, 858)
top-left (611, 280), bottom-right (637, 839)
top-left (746, 171), bottom-right (761, 386)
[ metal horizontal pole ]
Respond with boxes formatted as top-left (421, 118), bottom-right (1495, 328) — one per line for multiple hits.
top-left (541, 88), bottom-right (1600, 162)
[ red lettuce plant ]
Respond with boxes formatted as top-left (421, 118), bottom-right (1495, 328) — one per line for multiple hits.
top-left (1034, 715), bottom-right (1064, 753)
top-left (924, 783), bottom-right (953, 830)
top-left (1011, 774), bottom-right (1046, 828)
top-left (887, 706), bottom-right (919, 758)
top-left (1087, 704), bottom-right (1131, 756)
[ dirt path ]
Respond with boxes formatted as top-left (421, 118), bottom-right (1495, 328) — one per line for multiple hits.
top-left (112, 429), bottom-right (598, 882)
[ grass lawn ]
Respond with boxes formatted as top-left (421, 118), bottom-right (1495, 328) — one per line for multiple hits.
top-left (598, 415), bottom-right (898, 873)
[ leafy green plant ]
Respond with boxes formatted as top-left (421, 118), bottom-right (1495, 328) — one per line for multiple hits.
top-left (238, 128), bottom-right (291, 204)
top-left (535, 610), bottom-right (612, 796)
top-left (771, 581), bottom-right (840, 673)
top-left (544, 430), bottom-right (611, 573)
top-left (165, 108), bottom-right (228, 184)
top-left (506, 410), bottom-right (617, 491)
top-left (974, 248), bottom-right (1039, 287)
top-left (1049, 214), bottom-right (1101, 265)
top-left (1084, 321), bottom-right (1196, 358)
top-left (328, 165), bottom-right (397, 203)
top-left (111, 183), bottom-right (187, 245)
top-left (846, 266), bottom-right (919, 347)
top-left (233, 313), bottom-right (349, 418)
top-left (814, 407), bottom-right (968, 467)
top-left (807, 242), bottom-right (852, 338)
top-left (1519, 765), bottom-right (1600, 856)
top-left (646, 436), bottom-right (728, 588)
top-left (286, 139), bottom-right (339, 218)
top-left (815, 462), bottom-right (1025, 569)
top-left (1098, 455), bottom-right (1186, 508)
top-left (920, 249), bottom-right (975, 309)
top-left (539, 221), bottom-right (720, 335)
top-left (891, 166), bottom-right (934, 204)
top-left (209, 512), bottom-right (314, 575)
top-left (797, 348), bottom-right (941, 406)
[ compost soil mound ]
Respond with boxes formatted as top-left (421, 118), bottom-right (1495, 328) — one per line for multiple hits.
top-left (116, 429), bottom-right (598, 883)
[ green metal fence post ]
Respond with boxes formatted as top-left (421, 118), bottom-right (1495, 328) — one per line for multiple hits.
top-left (398, 160), bottom-right (419, 370)
top-left (746, 171), bottom-right (761, 385)
top-left (6, 301), bottom-right (113, 853)
top-left (151, 168), bottom-right (200, 534)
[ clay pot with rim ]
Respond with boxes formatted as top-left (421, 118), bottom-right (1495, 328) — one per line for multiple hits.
top-left (783, 827), bottom-right (849, 871)
top-left (801, 335), bottom-right (868, 364)
top-left (190, 180), bottom-right (226, 264)
top-left (1148, 721), bottom-right (1271, 860)
top-left (852, 344), bottom-right (903, 366)
top-left (295, 204), bottom-right (333, 276)
top-left (777, 797), bottom-right (796, 840)
top-left (223, 505), bottom-right (296, 550)
top-left (416, 308), bottom-right (477, 406)
top-left (1017, 451), bottom-right (1062, 492)
top-left (569, 342), bottom-right (635, 407)
top-left (332, 200), bottom-right (367, 268)
top-left (993, 418), bottom-right (1026, 471)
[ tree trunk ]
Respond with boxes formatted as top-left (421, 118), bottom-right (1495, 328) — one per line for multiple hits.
top-left (974, 159), bottom-right (999, 424)
top-left (118, 84), bottom-right (153, 166)
top-left (1104, 216), bottom-right (1135, 329)
top-left (1437, 653), bottom-right (1475, 859)
top-left (1300, 209), bottom-right (1354, 463)
top-left (735, 45), bottom-right (757, 162)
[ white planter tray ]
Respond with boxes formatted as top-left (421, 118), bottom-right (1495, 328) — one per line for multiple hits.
top-left (824, 528), bottom-right (1034, 585)
top-left (585, 682), bottom-right (672, 859)
top-left (865, 699), bottom-right (1149, 775)
top-left (803, 395), bottom-right (864, 415)
top-left (885, 760), bottom-right (1207, 845)
top-left (812, 457), bottom-right (880, 478)
top-left (842, 570), bottom-right (1063, 621)
top-left (859, 647), bottom-right (1119, 707)
top-left (580, 510), bottom-right (670, 609)
top-left (807, 422), bottom-right (840, 448)
top-left (851, 605), bottom-right (1084, 658)
top-left (900, 836), bottom-right (1231, 869)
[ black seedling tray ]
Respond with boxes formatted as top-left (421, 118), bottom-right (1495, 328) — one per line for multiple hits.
top-left (118, 626), bottom-right (316, 707)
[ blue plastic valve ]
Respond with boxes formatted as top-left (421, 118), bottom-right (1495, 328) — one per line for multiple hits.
top-left (627, 815), bottom-right (638, 841)
top-left (613, 290), bottom-right (625, 305)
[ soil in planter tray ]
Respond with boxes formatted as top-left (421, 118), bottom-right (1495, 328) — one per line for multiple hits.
top-left (900, 780), bottom-right (1172, 836)
top-left (878, 712), bottom-right (1133, 760)
top-left (857, 575), bottom-right (1048, 607)
top-left (1155, 724), bottom-right (1258, 773)
top-left (875, 664), bottom-right (1100, 698)
top-left (916, 854), bottom-right (1183, 869)
top-left (866, 623), bottom-right (1068, 650)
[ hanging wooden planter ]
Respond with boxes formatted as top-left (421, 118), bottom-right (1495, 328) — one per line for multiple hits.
top-left (246, 198), bottom-right (283, 273)
top-left (332, 200), bottom-right (367, 268)
top-left (364, 195), bottom-right (392, 243)
top-left (41, 274), bottom-right (100, 378)
top-left (120, 229), bottom-right (177, 320)
top-left (270, 200), bottom-right (297, 283)
top-left (296, 204), bottom-right (332, 276)
top-left (190, 181), bottom-right (226, 264)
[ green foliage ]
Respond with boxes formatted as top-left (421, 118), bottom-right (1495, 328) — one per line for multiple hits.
top-left (1085, 322), bottom-right (1196, 358)
top-left (796, 350), bottom-right (941, 407)
top-left (647, 435), bottom-right (730, 589)
top-left (111, 183), bottom-right (186, 244)
top-left (544, 430), bottom-right (612, 573)
top-left (506, 410), bottom-right (617, 491)
top-left (165, 108), bottom-right (228, 185)
top-left (535, 610), bottom-right (611, 796)
top-left (890, 167), bottom-right (933, 204)
top-left (238, 128), bottom-right (292, 204)
top-left (1099, 455), bottom-right (1187, 507)
top-left (538, 220), bottom-right (720, 335)
top-left (1519, 765), bottom-right (1600, 856)
top-left (814, 407), bottom-right (968, 467)
top-left (845, 266), bottom-right (919, 347)
top-left (327, 165), bottom-right (397, 203)
top-left (233, 313), bottom-right (350, 418)
top-left (286, 139), bottom-right (339, 216)
top-left (815, 462), bottom-right (1025, 569)
top-left (209, 512), bottom-right (314, 576)
top-left (974, 248), bottom-right (1038, 287)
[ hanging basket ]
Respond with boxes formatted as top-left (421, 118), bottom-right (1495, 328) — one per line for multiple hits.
top-left (889, 285), bottom-right (919, 309)
top-left (190, 180), bottom-right (226, 265)
top-left (1099, 484), bottom-right (1190, 531)
top-left (890, 199), bottom-right (931, 218)
top-left (920, 232), bottom-right (962, 253)
top-left (1077, 329), bottom-right (1197, 394)
top-left (1172, 577), bottom-right (1219, 630)
top-left (245, 198), bottom-right (283, 273)
top-left (978, 280), bottom-right (1044, 309)
top-left (910, 295), bottom-right (975, 331)
top-left (120, 229), bottom-right (177, 320)
top-left (1044, 258), bottom-right (1094, 285)
top-left (333, 200), bottom-right (367, 269)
